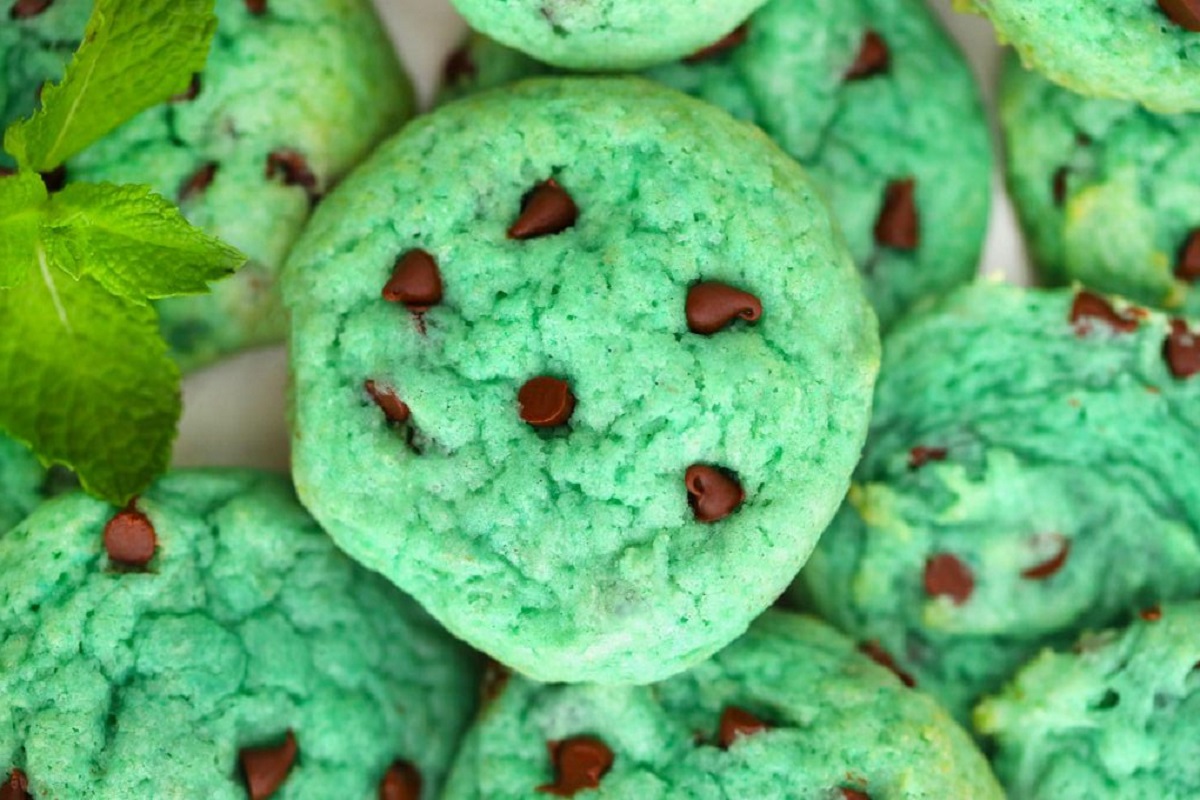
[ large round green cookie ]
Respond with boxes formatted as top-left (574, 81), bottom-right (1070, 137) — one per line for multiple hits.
top-left (792, 282), bottom-right (1200, 723)
top-left (1, 0), bottom-right (412, 371)
top-left (960, 0), bottom-right (1200, 112)
top-left (0, 435), bottom-right (42, 532)
top-left (976, 602), bottom-right (1200, 798)
top-left (442, 611), bottom-right (1003, 799)
top-left (285, 77), bottom-right (880, 684)
top-left (0, 470), bottom-right (480, 799)
top-left (446, 0), bottom-right (768, 70)
top-left (1002, 56), bottom-right (1200, 316)
top-left (442, 0), bottom-right (991, 330)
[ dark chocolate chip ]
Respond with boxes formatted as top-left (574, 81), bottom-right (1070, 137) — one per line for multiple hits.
top-left (717, 706), bottom-right (768, 749)
top-left (1159, 0), bottom-right (1200, 31)
top-left (923, 553), bottom-right (973, 605)
top-left (378, 760), bottom-right (422, 800)
top-left (443, 45), bottom-right (477, 84)
top-left (1070, 290), bottom-right (1139, 334)
top-left (845, 30), bottom-right (890, 80)
top-left (0, 769), bottom-right (30, 800)
top-left (686, 281), bottom-right (762, 334)
top-left (479, 657), bottom-right (511, 706)
top-left (858, 641), bottom-right (916, 687)
top-left (240, 731), bottom-right (297, 800)
top-left (179, 162), bottom-right (218, 203)
top-left (1141, 605), bottom-right (1163, 622)
top-left (1175, 229), bottom-right (1200, 283)
top-left (39, 165), bottom-right (66, 193)
top-left (171, 74), bottom-right (202, 103)
top-left (10, 0), bottom-right (51, 19)
top-left (908, 446), bottom-right (947, 470)
top-left (1021, 533), bottom-right (1070, 580)
top-left (683, 24), bottom-right (749, 63)
top-left (537, 736), bottom-right (614, 797)
top-left (1052, 167), bottom-right (1069, 207)
top-left (508, 179), bottom-right (577, 240)
top-left (383, 249), bottom-right (443, 311)
top-left (1164, 318), bottom-right (1200, 378)
top-left (103, 506), bottom-right (157, 568)
top-left (0, 167), bottom-right (14, 178)
top-left (518, 376), bottom-right (576, 428)
top-left (364, 380), bottom-right (411, 425)
top-left (266, 150), bottom-right (319, 201)
top-left (685, 465), bottom-right (744, 523)
top-left (245, 0), bottom-right (267, 14)
top-left (874, 178), bottom-right (919, 250)
top-left (841, 790), bottom-right (871, 800)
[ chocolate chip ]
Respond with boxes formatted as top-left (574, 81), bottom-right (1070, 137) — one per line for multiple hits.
top-left (1021, 533), bottom-right (1070, 580)
top-left (171, 74), bottom-right (202, 103)
top-left (717, 707), bottom-right (768, 749)
top-left (364, 380), bottom-right (411, 425)
top-left (874, 178), bottom-right (919, 250)
top-left (1141, 605), bottom-right (1163, 622)
top-left (518, 376), bottom-right (576, 428)
top-left (858, 641), bottom-right (916, 687)
top-left (683, 24), bottom-right (749, 63)
top-left (686, 281), bottom-right (762, 334)
top-left (923, 553), bottom-right (973, 605)
top-left (179, 162), bottom-right (218, 203)
top-left (239, 731), bottom-right (297, 800)
top-left (845, 30), bottom-right (890, 80)
top-left (379, 760), bottom-right (422, 800)
top-left (685, 465), bottom-right (744, 523)
top-left (1070, 290), bottom-right (1138, 334)
top-left (266, 150), bottom-right (319, 202)
top-left (39, 165), bottom-right (66, 193)
top-left (537, 736), bottom-right (613, 797)
top-left (841, 790), bottom-right (871, 800)
top-left (443, 45), bottom-right (477, 84)
top-left (1052, 167), bottom-right (1069, 207)
top-left (1164, 318), bottom-right (1200, 378)
top-left (10, 0), bottom-right (51, 19)
top-left (1, 769), bottom-right (30, 800)
top-left (907, 446), bottom-right (947, 470)
top-left (245, 0), bottom-right (267, 14)
top-left (1159, 0), bottom-right (1200, 30)
top-left (103, 506), bottom-right (157, 568)
top-left (508, 179), bottom-right (577, 240)
top-left (479, 657), bottom-right (511, 706)
top-left (1176, 229), bottom-right (1200, 282)
top-left (382, 249), bottom-right (443, 312)
top-left (0, 167), bottom-right (14, 178)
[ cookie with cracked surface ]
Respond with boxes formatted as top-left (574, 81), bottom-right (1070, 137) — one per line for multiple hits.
top-left (959, 0), bottom-right (1200, 112)
top-left (791, 283), bottom-right (1200, 723)
top-left (0, 435), bottom-right (43, 532)
top-left (976, 601), bottom-right (1200, 798)
top-left (0, 470), bottom-right (479, 798)
top-left (284, 77), bottom-right (880, 684)
top-left (441, 0), bottom-right (991, 330)
top-left (1002, 56), bottom-right (1200, 316)
top-left (1, 0), bottom-right (412, 370)
top-left (445, 0), bottom-right (768, 70)
top-left (441, 611), bottom-right (1003, 799)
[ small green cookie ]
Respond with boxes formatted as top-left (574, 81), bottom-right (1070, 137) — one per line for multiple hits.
top-left (792, 282), bottom-right (1200, 723)
top-left (1002, 56), bottom-right (1200, 315)
top-left (446, 0), bottom-right (769, 70)
top-left (960, 0), bottom-right (1200, 112)
top-left (976, 602), bottom-right (1200, 798)
top-left (285, 77), bottom-right (880, 684)
top-left (0, 435), bottom-right (42, 532)
top-left (442, 611), bottom-right (1003, 799)
top-left (0, 470), bottom-right (480, 799)
top-left (442, 0), bottom-right (992, 330)
top-left (1, 0), bottom-right (412, 371)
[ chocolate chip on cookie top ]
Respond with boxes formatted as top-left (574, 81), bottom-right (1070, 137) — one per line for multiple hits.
top-left (1020, 533), bottom-right (1070, 580)
top-left (538, 736), bottom-right (614, 797)
top-left (379, 760), bottom-right (422, 800)
top-left (841, 789), bottom-right (872, 800)
top-left (1164, 319), bottom-right (1200, 378)
top-left (1176, 230), bottom-right (1200, 282)
top-left (1159, 0), bottom-right (1200, 31)
top-left (508, 179), bottom-right (578, 240)
top-left (365, 380), bottom-right (411, 425)
top-left (874, 178), bottom-right (919, 250)
top-left (240, 731), bottom-right (297, 800)
top-left (179, 163), bottom-right (218, 203)
top-left (908, 446), bottom-right (948, 470)
top-left (383, 249), bottom-right (443, 311)
top-left (9, 0), bottom-right (51, 19)
top-left (266, 150), bottom-right (319, 202)
top-left (859, 641), bottom-right (916, 688)
top-left (0, 769), bottom-right (29, 800)
top-left (1069, 290), bottom-right (1139, 334)
top-left (685, 465), bottom-right (744, 523)
top-left (717, 707), bottom-right (769, 749)
top-left (684, 24), bottom-right (749, 63)
top-left (924, 553), bottom-right (974, 605)
top-left (245, 0), bottom-right (267, 15)
top-left (103, 505), bottom-right (157, 568)
top-left (686, 282), bottom-right (762, 334)
top-left (518, 377), bottom-right (576, 428)
top-left (845, 31), bottom-right (890, 80)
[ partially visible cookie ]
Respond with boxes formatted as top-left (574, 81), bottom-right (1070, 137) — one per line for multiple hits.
top-left (976, 602), bottom-right (1200, 798)
top-left (960, 0), bottom-right (1200, 112)
top-left (793, 282), bottom-right (1200, 723)
top-left (446, 0), bottom-right (769, 70)
top-left (0, 470), bottom-right (480, 799)
top-left (1002, 56), bottom-right (1200, 315)
top-left (0, 436), bottom-right (42, 532)
top-left (441, 611), bottom-right (1003, 799)
top-left (442, 0), bottom-right (992, 329)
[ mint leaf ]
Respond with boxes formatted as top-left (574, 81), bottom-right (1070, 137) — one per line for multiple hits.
top-left (4, 0), bottom-right (217, 172)
top-left (0, 173), bottom-right (48, 288)
top-left (0, 266), bottom-right (179, 505)
top-left (45, 183), bottom-right (244, 301)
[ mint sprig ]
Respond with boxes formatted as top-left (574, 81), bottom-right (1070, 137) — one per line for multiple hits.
top-left (0, 0), bottom-right (245, 505)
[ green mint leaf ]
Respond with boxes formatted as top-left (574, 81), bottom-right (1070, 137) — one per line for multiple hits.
top-left (0, 173), bottom-right (49, 288)
top-left (0, 264), bottom-right (179, 505)
top-left (44, 182), bottom-right (245, 301)
top-left (4, 0), bottom-right (217, 172)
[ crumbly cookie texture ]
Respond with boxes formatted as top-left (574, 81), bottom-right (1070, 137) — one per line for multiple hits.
top-left (1, 0), bottom-right (412, 370)
top-left (0, 470), bottom-right (480, 799)
top-left (794, 282), bottom-right (1200, 723)
top-left (977, 602), bottom-right (1200, 799)
top-left (285, 77), bottom-right (879, 684)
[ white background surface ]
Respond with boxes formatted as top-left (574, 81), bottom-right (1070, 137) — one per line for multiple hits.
top-left (173, 0), bottom-right (1027, 471)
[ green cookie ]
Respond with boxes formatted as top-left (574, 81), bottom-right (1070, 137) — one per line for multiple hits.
top-left (285, 77), bottom-right (880, 684)
top-left (446, 0), bottom-right (768, 70)
top-left (1, 0), bottom-right (412, 371)
top-left (1002, 56), bottom-right (1200, 316)
top-left (0, 470), bottom-right (480, 799)
top-left (792, 282), bottom-right (1200, 723)
top-left (442, 0), bottom-right (992, 330)
top-left (960, 0), bottom-right (1200, 112)
top-left (0, 435), bottom-right (42, 532)
top-left (977, 602), bottom-right (1200, 798)
top-left (442, 611), bottom-right (1003, 799)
